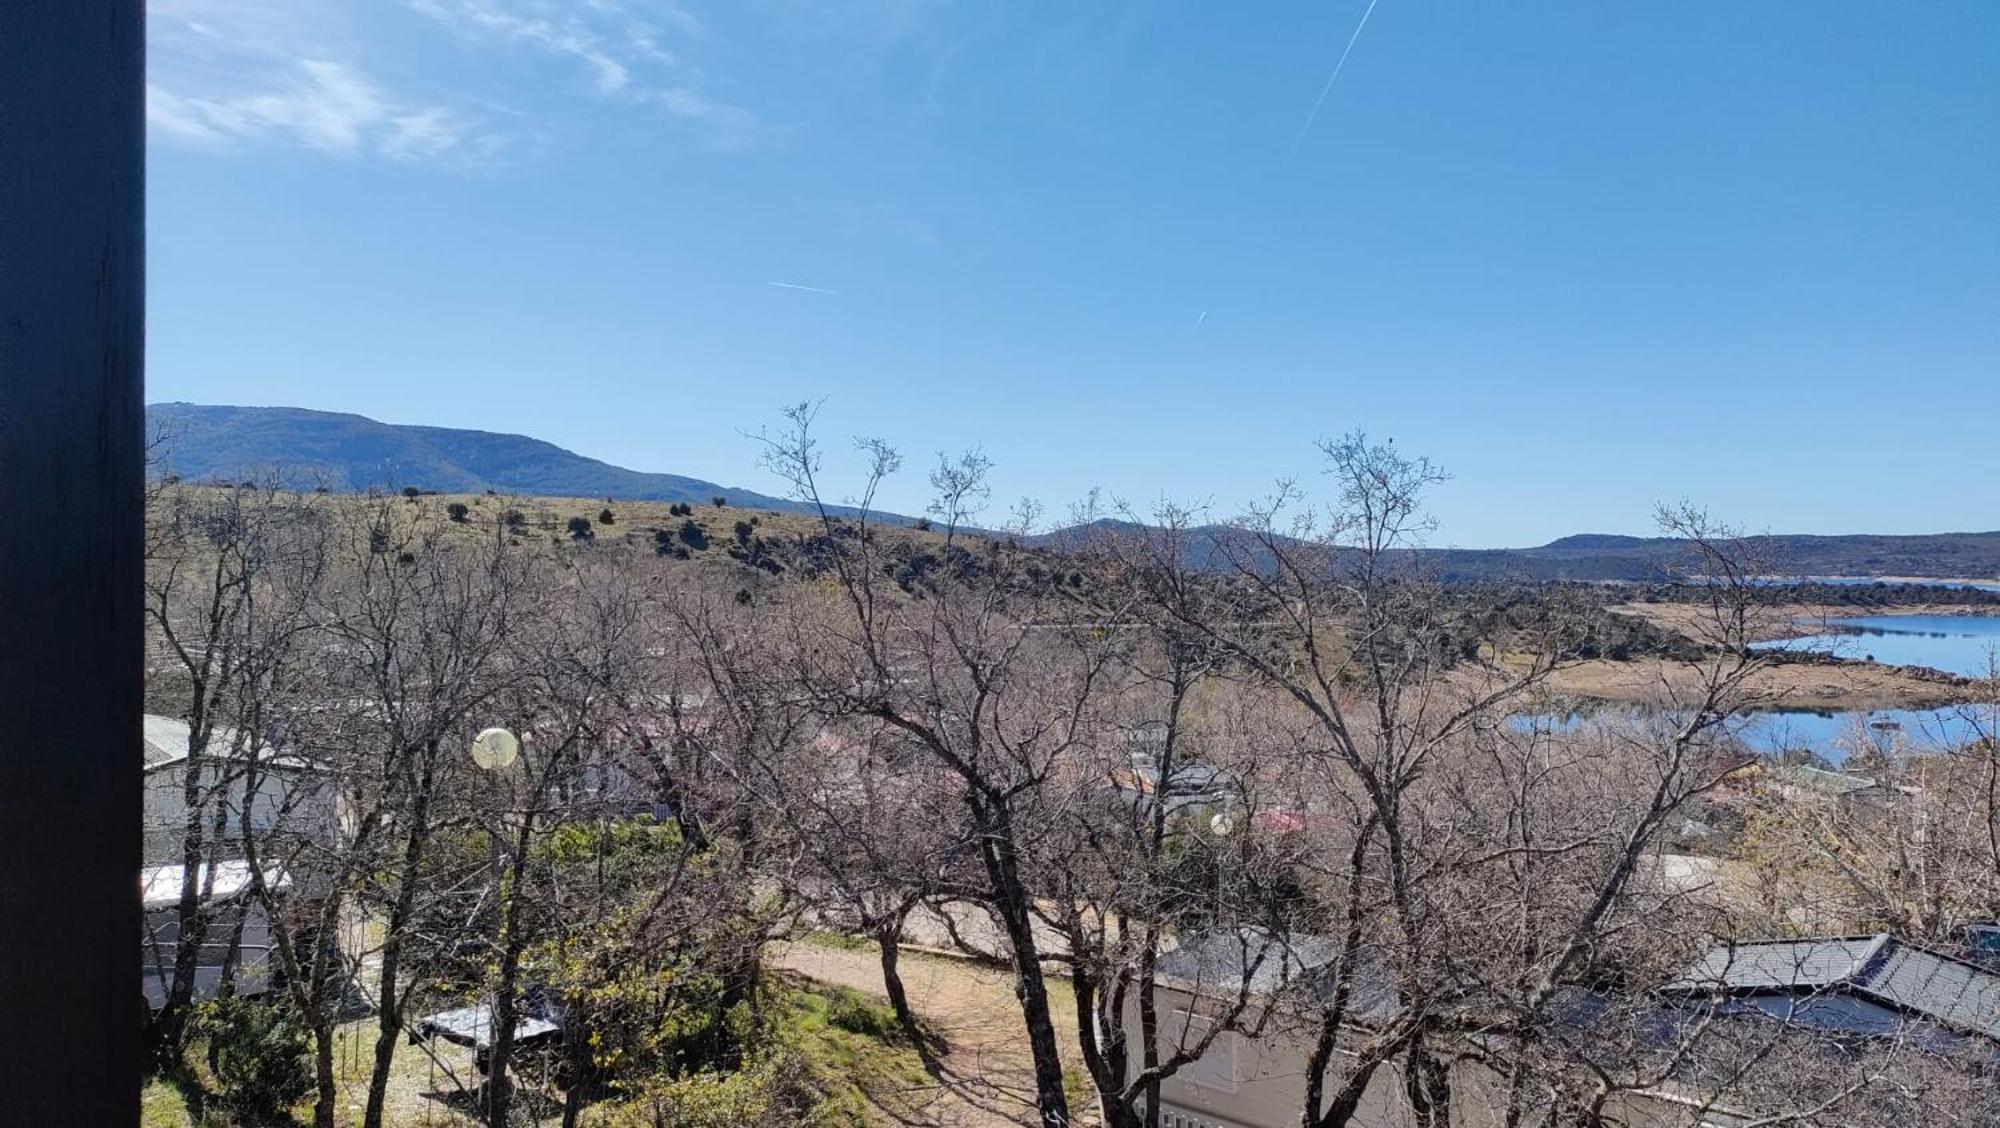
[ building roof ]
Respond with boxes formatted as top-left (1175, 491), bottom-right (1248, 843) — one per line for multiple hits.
top-left (1156, 927), bottom-right (1401, 1024)
top-left (1666, 934), bottom-right (2000, 1043)
top-left (1668, 935), bottom-right (1889, 992)
top-left (141, 860), bottom-right (289, 908)
top-left (413, 1003), bottom-right (560, 1053)
top-left (143, 713), bottom-right (316, 772)
top-left (143, 714), bottom-right (203, 769)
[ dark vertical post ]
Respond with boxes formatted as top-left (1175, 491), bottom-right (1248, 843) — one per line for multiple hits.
top-left (0, 1), bottom-right (145, 1120)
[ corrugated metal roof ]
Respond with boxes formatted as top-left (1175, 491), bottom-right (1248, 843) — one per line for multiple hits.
top-left (1668, 934), bottom-right (2000, 1044)
top-left (1156, 928), bottom-right (1401, 1023)
top-left (142, 713), bottom-right (317, 772)
top-left (1863, 945), bottom-right (2000, 1041)
top-left (1668, 936), bottom-right (1887, 992)
top-left (141, 860), bottom-right (289, 908)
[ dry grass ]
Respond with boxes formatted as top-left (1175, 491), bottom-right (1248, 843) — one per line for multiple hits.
top-left (1540, 654), bottom-right (1972, 711)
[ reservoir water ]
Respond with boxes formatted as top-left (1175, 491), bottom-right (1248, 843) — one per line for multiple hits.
top-left (1755, 614), bottom-right (2000, 680)
top-left (1514, 705), bottom-right (1995, 766)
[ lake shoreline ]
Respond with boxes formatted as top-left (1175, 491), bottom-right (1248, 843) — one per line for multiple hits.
top-left (1544, 653), bottom-right (1982, 712)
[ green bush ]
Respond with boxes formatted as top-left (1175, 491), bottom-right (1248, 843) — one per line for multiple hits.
top-left (822, 987), bottom-right (898, 1041)
top-left (190, 995), bottom-right (313, 1119)
top-left (604, 1048), bottom-right (848, 1128)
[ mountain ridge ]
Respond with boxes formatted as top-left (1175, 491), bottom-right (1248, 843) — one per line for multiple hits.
top-left (147, 403), bottom-right (2000, 582)
top-left (148, 402), bottom-right (814, 515)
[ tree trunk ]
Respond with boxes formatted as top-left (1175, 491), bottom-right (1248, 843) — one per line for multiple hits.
top-left (1137, 922), bottom-right (1163, 1128)
top-left (1073, 966), bottom-right (1143, 1128)
top-left (1300, 1017), bottom-right (1391, 1128)
top-left (487, 835), bottom-right (532, 1128)
top-left (562, 1085), bottom-right (586, 1128)
top-left (876, 924), bottom-right (937, 1072)
top-left (1405, 1041), bottom-right (1451, 1128)
top-left (311, 1018), bottom-right (338, 1128)
top-left (364, 747), bottom-right (439, 1128)
top-left (977, 800), bottom-right (1071, 1128)
top-left (155, 754), bottom-right (215, 1063)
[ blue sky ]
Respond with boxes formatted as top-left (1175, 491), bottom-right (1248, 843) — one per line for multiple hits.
top-left (148, 1), bottom-right (1997, 547)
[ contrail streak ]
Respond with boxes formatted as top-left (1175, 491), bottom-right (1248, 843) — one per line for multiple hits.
top-left (1196, 310), bottom-right (1207, 327)
top-left (1290, 0), bottom-right (1382, 157)
top-left (766, 281), bottom-right (841, 295)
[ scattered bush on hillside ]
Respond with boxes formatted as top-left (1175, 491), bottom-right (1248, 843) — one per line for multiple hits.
top-left (568, 515), bottom-right (595, 540)
top-left (447, 502), bottom-right (470, 523)
top-left (712, 496), bottom-right (726, 508)
top-left (503, 509), bottom-right (527, 530)
top-left (727, 535), bottom-right (783, 576)
top-left (600, 507), bottom-right (616, 525)
top-left (654, 529), bottom-right (689, 559)
top-left (402, 486), bottom-right (422, 499)
top-left (678, 520), bottom-right (708, 550)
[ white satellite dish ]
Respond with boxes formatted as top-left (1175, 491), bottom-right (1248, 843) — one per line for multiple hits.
top-left (1209, 812), bottom-right (1236, 838)
top-left (471, 727), bottom-right (520, 772)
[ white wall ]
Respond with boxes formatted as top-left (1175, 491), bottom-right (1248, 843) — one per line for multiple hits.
top-left (142, 759), bottom-right (334, 865)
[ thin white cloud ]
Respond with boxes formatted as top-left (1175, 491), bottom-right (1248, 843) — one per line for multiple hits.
top-left (407, 0), bottom-right (761, 142)
top-left (148, 1), bottom-right (504, 165)
top-left (767, 281), bottom-right (841, 295)
top-left (406, 0), bottom-right (634, 93)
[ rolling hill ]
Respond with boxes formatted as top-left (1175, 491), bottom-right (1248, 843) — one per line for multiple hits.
top-left (149, 403), bottom-right (2000, 583)
top-left (148, 402), bottom-right (813, 514)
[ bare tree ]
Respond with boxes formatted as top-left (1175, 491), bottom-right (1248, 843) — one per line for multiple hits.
top-left (321, 499), bottom-right (543, 1128)
top-left (142, 481), bottom-right (330, 1062)
top-left (753, 403), bottom-right (1112, 1126)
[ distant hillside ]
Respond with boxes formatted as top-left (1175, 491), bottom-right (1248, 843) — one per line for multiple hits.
top-left (148, 403), bottom-right (820, 514)
top-left (1033, 521), bottom-right (2000, 584)
top-left (1440, 531), bottom-right (2000, 583)
top-left (151, 404), bottom-right (2000, 583)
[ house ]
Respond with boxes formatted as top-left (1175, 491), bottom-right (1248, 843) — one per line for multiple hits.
top-left (1661, 934), bottom-right (2000, 1048)
top-left (1129, 928), bottom-right (1458, 1128)
top-left (142, 713), bottom-right (337, 866)
top-left (141, 860), bottom-right (287, 1011)
top-left (1128, 927), bottom-right (2000, 1128)
top-left (1106, 752), bottom-right (1242, 821)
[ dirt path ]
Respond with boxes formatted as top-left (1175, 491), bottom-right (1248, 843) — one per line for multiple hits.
top-left (775, 942), bottom-right (1091, 1127)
